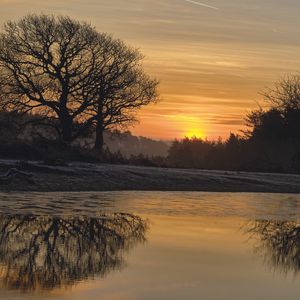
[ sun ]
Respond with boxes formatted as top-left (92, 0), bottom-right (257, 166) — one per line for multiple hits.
top-left (185, 128), bottom-right (205, 139)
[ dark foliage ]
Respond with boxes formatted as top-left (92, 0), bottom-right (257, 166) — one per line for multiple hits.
top-left (0, 111), bottom-right (168, 165)
top-left (167, 133), bottom-right (300, 174)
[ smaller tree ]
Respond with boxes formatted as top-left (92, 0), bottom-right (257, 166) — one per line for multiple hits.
top-left (83, 38), bottom-right (159, 151)
top-left (246, 74), bottom-right (300, 141)
top-left (263, 74), bottom-right (300, 111)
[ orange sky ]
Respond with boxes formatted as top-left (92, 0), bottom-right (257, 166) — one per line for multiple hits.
top-left (1, 0), bottom-right (300, 140)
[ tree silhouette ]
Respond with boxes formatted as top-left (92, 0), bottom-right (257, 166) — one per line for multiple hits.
top-left (0, 14), bottom-right (158, 146)
top-left (245, 108), bottom-right (286, 140)
top-left (0, 213), bottom-right (147, 291)
top-left (246, 220), bottom-right (300, 274)
top-left (263, 74), bottom-right (300, 112)
top-left (76, 37), bottom-right (159, 151)
top-left (86, 41), bottom-right (159, 151)
top-left (0, 14), bottom-right (104, 143)
top-left (247, 74), bottom-right (300, 141)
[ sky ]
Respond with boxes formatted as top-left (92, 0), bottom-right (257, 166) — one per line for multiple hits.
top-left (1, 0), bottom-right (300, 140)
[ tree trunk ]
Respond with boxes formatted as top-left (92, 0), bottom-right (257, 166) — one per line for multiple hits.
top-left (94, 123), bottom-right (104, 152)
top-left (94, 100), bottom-right (105, 152)
top-left (60, 113), bottom-right (73, 143)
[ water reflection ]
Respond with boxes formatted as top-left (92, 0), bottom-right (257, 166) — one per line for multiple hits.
top-left (0, 213), bottom-right (147, 291)
top-left (246, 220), bottom-right (300, 274)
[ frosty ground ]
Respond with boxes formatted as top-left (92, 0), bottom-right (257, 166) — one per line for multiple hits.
top-left (0, 160), bottom-right (299, 193)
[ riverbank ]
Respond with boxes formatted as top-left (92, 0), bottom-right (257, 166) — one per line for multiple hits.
top-left (0, 160), bottom-right (299, 193)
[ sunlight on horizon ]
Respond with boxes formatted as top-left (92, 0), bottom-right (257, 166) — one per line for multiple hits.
top-left (185, 129), bottom-right (206, 140)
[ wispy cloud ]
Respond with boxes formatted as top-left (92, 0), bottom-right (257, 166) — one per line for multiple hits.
top-left (184, 0), bottom-right (219, 10)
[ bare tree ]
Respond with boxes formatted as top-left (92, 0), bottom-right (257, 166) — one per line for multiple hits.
top-left (83, 39), bottom-right (159, 151)
top-left (262, 74), bottom-right (300, 111)
top-left (0, 14), bottom-right (159, 149)
top-left (0, 14), bottom-right (106, 142)
top-left (245, 74), bottom-right (300, 141)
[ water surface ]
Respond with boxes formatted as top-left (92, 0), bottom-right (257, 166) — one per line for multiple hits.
top-left (0, 192), bottom-right (299, 300)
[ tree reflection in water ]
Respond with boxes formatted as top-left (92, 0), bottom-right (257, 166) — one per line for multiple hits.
top-left (246, 220), bottom-right (300, 274)
top-left (0, 213), bottom-right (147, 291)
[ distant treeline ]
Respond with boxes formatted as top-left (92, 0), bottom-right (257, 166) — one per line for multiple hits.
top-left (167, 134), bottom-right (299, 173)
top-left (167, 74), bottom-right (300, 174)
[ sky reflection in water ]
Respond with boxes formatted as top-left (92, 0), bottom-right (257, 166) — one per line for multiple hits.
top-left (0, 192), bottom-right (299, 299)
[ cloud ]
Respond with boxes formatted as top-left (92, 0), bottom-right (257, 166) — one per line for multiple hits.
top-left (183, 0), bottom-right (219, 10)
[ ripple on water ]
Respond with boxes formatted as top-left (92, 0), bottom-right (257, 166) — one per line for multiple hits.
top-left (0, 191), bottom-right (299, 220)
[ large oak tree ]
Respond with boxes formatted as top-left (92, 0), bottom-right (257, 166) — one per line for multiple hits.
top-left (0, 14), bottom-right (158, 148)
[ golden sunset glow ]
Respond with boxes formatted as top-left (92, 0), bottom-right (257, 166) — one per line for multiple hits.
top-left (185, 129), bottom-right (206, 139)
top-left (1, 0), bottom-right (300, 140)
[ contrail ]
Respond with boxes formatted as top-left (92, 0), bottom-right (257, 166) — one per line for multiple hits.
top-left (184, 0), bottom-right (219, 10)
